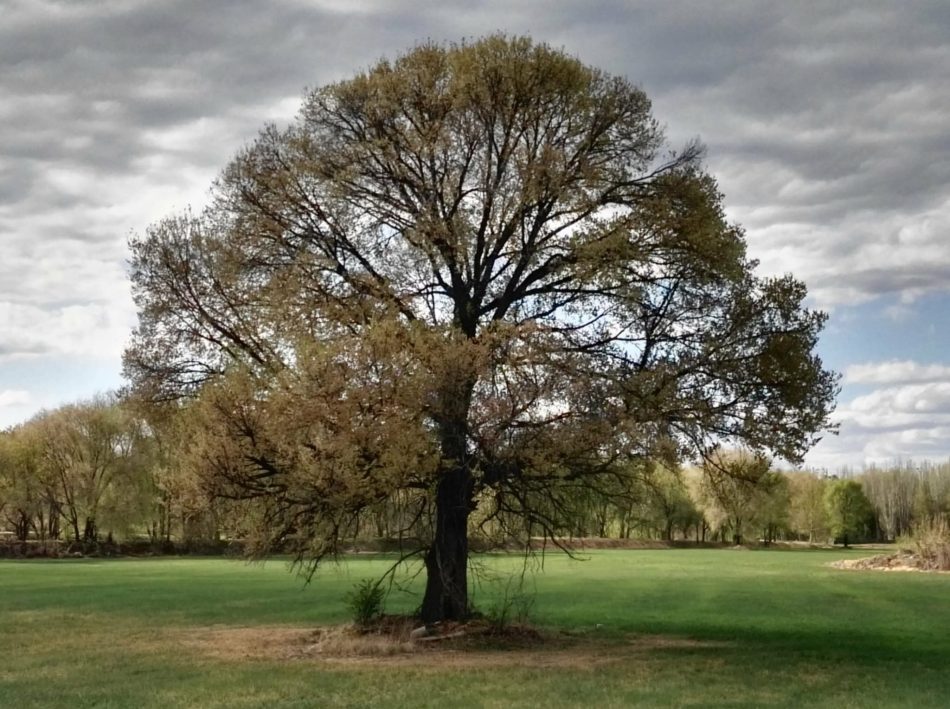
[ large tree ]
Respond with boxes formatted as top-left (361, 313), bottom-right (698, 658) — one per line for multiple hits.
top-left (125, 36), bottom-right (837, 622)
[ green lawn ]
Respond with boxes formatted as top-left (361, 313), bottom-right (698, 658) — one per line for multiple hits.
top-left (1, 548), bottom-right (948, 707)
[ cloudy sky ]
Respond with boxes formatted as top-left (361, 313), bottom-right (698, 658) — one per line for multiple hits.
top-left (2, 0), bottom-right (949, 469)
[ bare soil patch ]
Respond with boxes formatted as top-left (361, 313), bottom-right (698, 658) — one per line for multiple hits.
top-left (831, 551), bottom-right (950, 574)
top-left (172, 619), bottom-right (729, 669)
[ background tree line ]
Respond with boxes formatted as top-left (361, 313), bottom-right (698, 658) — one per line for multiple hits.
top-left (3, 393), bottom-right (947, 552)
top-left (0, 394), bottom-right (229, 551)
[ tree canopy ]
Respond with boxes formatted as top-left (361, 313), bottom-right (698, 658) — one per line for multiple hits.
top-left (124, 35), bottom-right (838, 622)
top-left (825, 479), bottom-right (874, 547)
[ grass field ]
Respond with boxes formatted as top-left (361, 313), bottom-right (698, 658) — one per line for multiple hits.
top-left (1, 548), bottom-right (949, 707)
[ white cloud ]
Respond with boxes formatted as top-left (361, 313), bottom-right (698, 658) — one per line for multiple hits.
top-left (848, 383), bottom-right (950, 419)
top-left (807, 363), bottom-right (950, 469)
top-left (0, 390), bottom-right (31, 408)
top-left (845, 360), bottom-right (950, 385)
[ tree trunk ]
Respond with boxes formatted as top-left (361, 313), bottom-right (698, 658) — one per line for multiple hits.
top-left (33, 510), bottom-right (47, 542)
top-left (83, 517), bottom-right (98, 543)
top-left (47, 511), bottom-right (60, 540)
top-left (420, 465), bottom-right (471, 623)
top-left (421, 363), bottom-right (475, 625)
top-left (13, 511), bottom-right (30, 541)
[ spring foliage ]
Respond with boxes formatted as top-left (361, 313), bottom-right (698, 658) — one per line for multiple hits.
top-left (123, 36), bottom-right (838, 620)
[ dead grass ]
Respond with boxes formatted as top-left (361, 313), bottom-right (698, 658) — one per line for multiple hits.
top-left (167, 620), bottom-right (729, 670)
top-left (830, 551), bottom-right (950, 574)
top-left (174, 626), bottom-right (327, 661)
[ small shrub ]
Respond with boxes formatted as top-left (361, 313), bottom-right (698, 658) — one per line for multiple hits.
top-left (346, 578), bottom-right (386, 629)
top-left (907, 517), bottom-right (950, 570)
top-left (485, 576), bottom-right (535, 631)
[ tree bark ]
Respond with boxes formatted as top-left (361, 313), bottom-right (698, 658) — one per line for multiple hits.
top-left (83, 517), bottom-right (97, 543)
top-left (421, 366), bottom-right (475, 624)
top-left (420, 465), bottom-right (472, 623)
top-left (13, 511), bottom-right (30, 541)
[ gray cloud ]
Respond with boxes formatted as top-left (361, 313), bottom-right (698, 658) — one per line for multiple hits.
top-left (0, 339), bottom-right (51, 358)
top-left (2, 0), bottom-right (950, 448)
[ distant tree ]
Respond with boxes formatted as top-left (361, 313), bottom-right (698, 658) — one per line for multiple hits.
top-left (0, 426), bottom-right (61, 542)
top-left (755, 471), bottom-right (789, 545)
top-left (861, 465), bottom-right (916, 540)
top-left (125, 36), bottom-right (838, 622)
top-left (698, 450), bottom-right (779, 545)
top-left (34, 394), bottom-right (146, 543)
top-left (641, 463), bottom-right (700, 541)
top-left (786, 471), bottom-right (829, 542)
top-left (123, 398), bottom-right (221, 546)
top-left (0, 431), bottom-right (36, 540)
top-left (910, 465), bottom-right (950, 525)
top-left (825, 479), bottom-right (874, 548)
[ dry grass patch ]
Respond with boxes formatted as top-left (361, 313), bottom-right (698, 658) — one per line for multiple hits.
top-left (831, 552), bottom-right (950, 574)
top-left (175, 626), bottom-right (326, 661)
top-left (170, 620), bottom-right (729, 670)
top-left (625, 634), bottom-right (728, 651)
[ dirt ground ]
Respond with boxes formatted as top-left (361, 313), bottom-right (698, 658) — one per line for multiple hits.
top-left (170, 620), bottom-right (728, 669)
